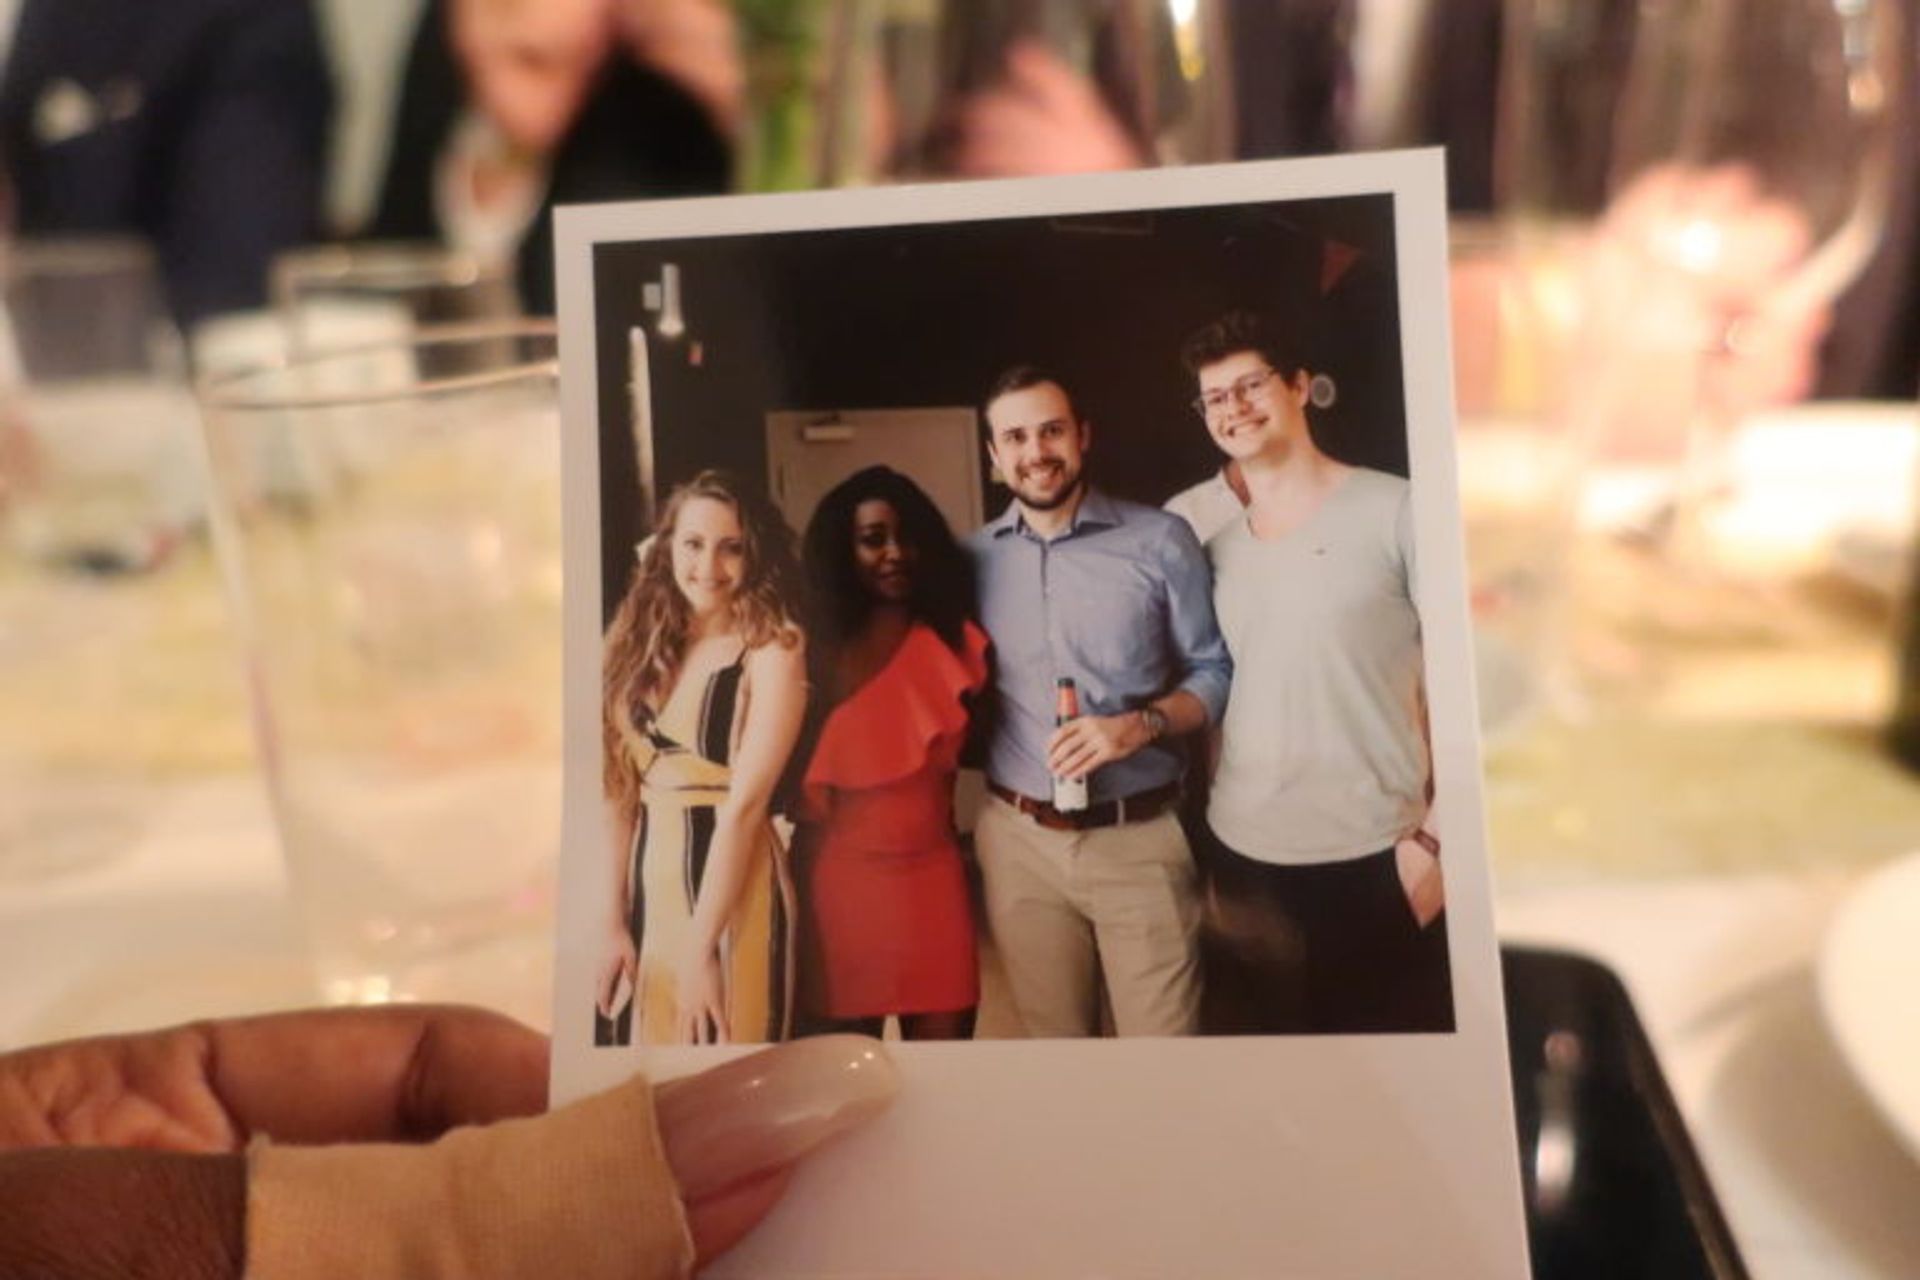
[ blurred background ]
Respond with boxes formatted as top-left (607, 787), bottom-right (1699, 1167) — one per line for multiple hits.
top-left (2, 2), bottom-right (1920, 1274)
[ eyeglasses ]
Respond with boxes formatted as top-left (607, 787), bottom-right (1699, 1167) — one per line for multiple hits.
top-left (1192, 368), bottom-right (1277, 418)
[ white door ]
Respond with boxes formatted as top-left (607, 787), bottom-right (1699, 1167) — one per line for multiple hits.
top-left (765, 407), bottom-right (984, 539)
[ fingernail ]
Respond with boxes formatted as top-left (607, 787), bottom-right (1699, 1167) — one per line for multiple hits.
top-left (654, 1035), bottom-right (899, 1200)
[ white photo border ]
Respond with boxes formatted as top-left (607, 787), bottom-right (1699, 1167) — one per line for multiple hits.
top-left (552, 151), bottom-right (1527, 1278)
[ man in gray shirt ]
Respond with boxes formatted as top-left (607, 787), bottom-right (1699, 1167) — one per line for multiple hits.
top-left (966, 366), bottom-right (1232, 1037)
top-left (1181, 310), bottom-right (1450, 1033)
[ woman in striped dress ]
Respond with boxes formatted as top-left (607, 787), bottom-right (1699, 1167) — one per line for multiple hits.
top-left (596, 471), bottom-right (808, 1045)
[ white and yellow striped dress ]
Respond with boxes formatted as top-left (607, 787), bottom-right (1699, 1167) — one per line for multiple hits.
top-left (602, 645), bottom-right (795, 1044)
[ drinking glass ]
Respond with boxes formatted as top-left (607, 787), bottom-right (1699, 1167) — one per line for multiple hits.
top-left (192, 244), bottom-right (522, 508)
top-left (732, 0), bottom-right (1238, 190)
top-left (0, 237), bottom-right (210, 878)
top-left (1497, 0), bottom-right (1904, 521)
top-left (1480, 0), bottom-right (1912, 876)
top-left (197, 323), bottom-right (561, 1022)
top-left (271, 242), bottom-right (519, 360)
top-left (1450, 217), bottom-right (1586, 742)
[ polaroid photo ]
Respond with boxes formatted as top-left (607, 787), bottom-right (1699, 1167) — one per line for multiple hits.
top-left (552, 151), bottom-right (1528, 1277)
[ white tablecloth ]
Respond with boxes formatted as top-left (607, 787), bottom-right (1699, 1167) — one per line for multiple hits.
top-left (4, 776), bottom-right (1919, 1278)
top-left (1499, 870), bottom-right (1920, 1279)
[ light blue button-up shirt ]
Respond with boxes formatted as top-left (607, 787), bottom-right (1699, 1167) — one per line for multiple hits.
top-left (966, 487), bottom-right (1232, 804)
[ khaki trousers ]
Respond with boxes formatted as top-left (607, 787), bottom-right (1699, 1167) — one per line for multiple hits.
top-left (974, 795), bottom-right (1201, 1037)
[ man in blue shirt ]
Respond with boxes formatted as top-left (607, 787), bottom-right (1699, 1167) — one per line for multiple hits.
top-left (967, 366), bottom-right (1232, 1037)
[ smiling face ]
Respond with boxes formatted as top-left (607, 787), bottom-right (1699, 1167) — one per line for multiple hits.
top-left (669, 494), bottom-right (747, 620)
top-left (983, 380), bottom-right (1089, 512)
top-left (1195, 349), bottom-right (1310, 463)
top-left (851, 498), bottom-right (916, 604)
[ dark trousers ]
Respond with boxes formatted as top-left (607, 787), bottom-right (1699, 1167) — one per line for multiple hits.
top-left (1198, 827), bottom-right (1454, 1035)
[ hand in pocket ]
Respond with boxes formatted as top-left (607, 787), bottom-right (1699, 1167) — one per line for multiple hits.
top-left (1393, 838), bottom-right (1445, 929)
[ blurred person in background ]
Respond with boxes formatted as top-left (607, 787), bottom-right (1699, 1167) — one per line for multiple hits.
top-left (0, 0), bottom-right (333, 327)
top-left (369, 0), bottom-right (1916, 387)
top-left (366, 0), bottom-right (732, 314)
top-left (946, 0), bottom-right (1920, 403)
top-left (716, 0), bottom-right (1917, 403)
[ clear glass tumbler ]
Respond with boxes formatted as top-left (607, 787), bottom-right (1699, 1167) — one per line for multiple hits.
top-left (1448, 216), bottom-right (1587, 745)
top-left (270, 242), bottom-right (519, 359)
top-left (0, 236), bottom-right (211, 879)
top-left (197, 323), bottom-right (562, 1023)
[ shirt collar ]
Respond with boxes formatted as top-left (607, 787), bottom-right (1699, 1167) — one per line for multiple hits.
top-left (987, 485), bottom-right (1121, 539)
top-left (1074, 487), bottom-right (1123, 532)
top-left (984, 501), bottom-right (1022, 537)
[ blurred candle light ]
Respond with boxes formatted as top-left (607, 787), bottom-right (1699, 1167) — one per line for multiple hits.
top-left (1168, 0), bottom-right (1205, 79)
top-left (1669, 217), bottom-right (1725, 274)
top-left (656, 263), bottom-right (686, 340)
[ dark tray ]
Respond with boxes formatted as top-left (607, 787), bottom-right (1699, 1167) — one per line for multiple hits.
top-left (1504, 946), bottom-right (1749, 1279)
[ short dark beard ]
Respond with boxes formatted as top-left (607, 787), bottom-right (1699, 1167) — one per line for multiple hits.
top-left (1013, 469), bottom-right (1084, 512)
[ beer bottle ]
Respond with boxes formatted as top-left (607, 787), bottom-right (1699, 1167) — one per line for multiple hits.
top-left (1052, 677), bottom-right (1090, 812)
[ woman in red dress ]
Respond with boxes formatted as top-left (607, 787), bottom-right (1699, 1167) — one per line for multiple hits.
top-left (796, 466), bottom-right (988, 1040)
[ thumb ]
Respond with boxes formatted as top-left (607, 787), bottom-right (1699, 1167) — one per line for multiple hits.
top-left (656, 1035), bottom-right (898, 1263)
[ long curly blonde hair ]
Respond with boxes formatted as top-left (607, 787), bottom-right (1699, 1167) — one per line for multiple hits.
top-left (602, 470), bottom-right (804, 831)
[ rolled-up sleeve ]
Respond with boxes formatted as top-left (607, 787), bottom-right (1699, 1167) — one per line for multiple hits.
top-left (1161, 523), bottom-right (1233, 724)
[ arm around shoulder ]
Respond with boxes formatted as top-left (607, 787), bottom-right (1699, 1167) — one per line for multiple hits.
top-left (1159, 517), bottom-right (1232, 727)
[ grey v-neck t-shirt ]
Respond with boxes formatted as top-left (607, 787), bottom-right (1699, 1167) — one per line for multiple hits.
top-left (1206, 467), bottom-right (1428, 864)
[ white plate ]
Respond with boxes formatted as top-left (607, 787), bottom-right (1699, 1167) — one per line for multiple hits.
top-left (1818, 849), bottom-right (1920, 1163)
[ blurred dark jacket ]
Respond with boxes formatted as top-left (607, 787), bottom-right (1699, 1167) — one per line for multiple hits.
top-left (366, 0), bottom-right (730, 316)
top-left (0, 0), bottom-right (334, 327)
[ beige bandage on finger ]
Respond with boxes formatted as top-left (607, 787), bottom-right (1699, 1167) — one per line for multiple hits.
top-left (246, 1073), bottom-right (694, 1280)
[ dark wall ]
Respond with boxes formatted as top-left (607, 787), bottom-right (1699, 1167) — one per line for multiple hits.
top-left (592, 193), bottom-right (1407, 615)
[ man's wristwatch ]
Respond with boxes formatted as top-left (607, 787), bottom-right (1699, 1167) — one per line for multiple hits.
top-left (1137, 704), bottom-right (1169, 743)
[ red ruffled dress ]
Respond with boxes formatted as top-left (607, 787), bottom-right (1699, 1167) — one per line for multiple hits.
top-left (801, 620), bottom-right (990, 1019)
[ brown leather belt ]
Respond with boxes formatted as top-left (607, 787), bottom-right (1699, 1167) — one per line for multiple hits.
top-left (987, 780), bottom-right (1181, 833)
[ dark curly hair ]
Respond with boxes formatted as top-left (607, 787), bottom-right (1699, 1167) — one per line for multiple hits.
top-left (1179, 310), bottom-right (1306, 381)
top-left (801, 466), bottom-right (976, 693)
